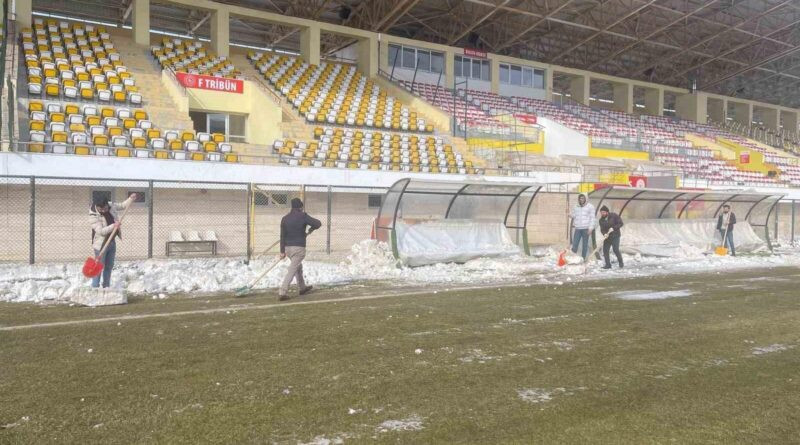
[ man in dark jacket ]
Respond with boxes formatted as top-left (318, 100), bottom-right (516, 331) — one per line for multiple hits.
top-left (278, 198), bottom-right (322, 300)
top-left (598, 205), bottom-right (624, 269)
top-left (716, 204), bottom-right (736, 256)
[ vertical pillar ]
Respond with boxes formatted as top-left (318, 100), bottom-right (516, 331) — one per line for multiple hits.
top-left (569, 75), bottom-right (590, 105)
top-left (707, 98), bottom-right (726, 124)
top-left (781, 110), bottom-right (799, 135)
top-left (29, 177), bottom-right (35, 265)
top-left (444, 49), bottom-right (455, 88)
top-left (300, 24), bottom-right (320, 65)
top-left (544, 68), bottom-right (553, 101)
top-left (612, 82), bottom-right (633, 114)
top-left (147, 181), bottom-right (154, 258)
top-left (730, 101), bottom-right (752, 127)
top-left (644, 88), bottom-right (664, 116)
top-left (379, 39), bottom-right (390, 74)
top-left (760, 107), bottom-right (779, 132)
top-left (132, 0), bottom-right (150, 46)
top-left (15, 0), bottom-right (32, 29)
top-left (676, 92), bottom-right (708, 124)
top-left (326, 186), bottom-right (332, 255)
top-left (490, 58), bottom-right (499, 94)
top-left (246, 183), bottom-right (252, 263)
top-left (210, 9), bottom-right (230, 57)
top-left (357, 36), bottom-right (377, 77)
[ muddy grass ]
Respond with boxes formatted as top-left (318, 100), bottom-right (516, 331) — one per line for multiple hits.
top-left (2, 267), bottom-right (800, 443)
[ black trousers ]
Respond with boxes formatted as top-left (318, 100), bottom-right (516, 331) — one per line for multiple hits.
top-left (603, 235), bottom-right (623, 267)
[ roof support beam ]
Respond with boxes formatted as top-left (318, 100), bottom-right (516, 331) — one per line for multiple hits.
top-left (702, 44), bottom-right (800, 90)
top-left (373, 0), bottom-right (423, 32)
top-left (494, 0), bottom-right (575, 52)
top-left (584, 0), bottom-right (720, 71)
top-left (630, 0), bottom-right (794, 77)
top-left (447, 0), bottom-right (510, 45)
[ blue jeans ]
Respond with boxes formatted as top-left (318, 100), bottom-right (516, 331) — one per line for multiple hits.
top-left (719, 229), bottom-right (735, 256)
top-left (571, 228), bottom-right (590, 258)
top-left (91, 240), bottom-right (116, 288)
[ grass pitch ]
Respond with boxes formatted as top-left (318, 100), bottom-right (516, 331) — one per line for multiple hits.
top-left (2, 267), bottom-right (800, 444)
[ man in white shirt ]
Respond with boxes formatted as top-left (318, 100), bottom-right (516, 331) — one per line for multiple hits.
top-left (570, 193), bottom-right (596, 259)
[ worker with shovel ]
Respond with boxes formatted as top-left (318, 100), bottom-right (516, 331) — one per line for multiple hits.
top-left (717, 204), bottom-right (736, 256)
top-left (278, 198), bottom-right (322, 301)
top-left (598, 206), bottom-right (624, 269)
top-left (89, 193), bottom-right (137, 288)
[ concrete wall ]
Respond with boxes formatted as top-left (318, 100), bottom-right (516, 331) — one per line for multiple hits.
top-left (539, 117), bottom-right (589, 158)
top-left (185, 81), bottom-right (282, 145)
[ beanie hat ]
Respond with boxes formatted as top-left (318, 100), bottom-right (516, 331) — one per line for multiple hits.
top-left (93, 195), bottom-right (110, 207)
top-left (600, 205), bottom-right (609, 212)
top-left (291, 198), bottom-right (304, 209)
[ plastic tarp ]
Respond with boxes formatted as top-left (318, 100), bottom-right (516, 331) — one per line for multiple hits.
top-left (600, 218), bottom-right (767, 257)
top-left (395, 219), bottom-right (522, 266)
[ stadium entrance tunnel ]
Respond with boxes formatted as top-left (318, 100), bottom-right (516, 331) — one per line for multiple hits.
top-left (588, 186), bottom-right (785, 256)
top-left (375, 179), bottom-right (553, 266)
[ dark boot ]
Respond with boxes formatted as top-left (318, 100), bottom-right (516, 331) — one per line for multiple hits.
top-left (299, 286), bottom-right (314, 296)
top-left (602, 264), bottom-right (612, 270)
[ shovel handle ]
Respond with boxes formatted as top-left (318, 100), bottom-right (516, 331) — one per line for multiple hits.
top-left (95, 204), bottom-right (131, 259)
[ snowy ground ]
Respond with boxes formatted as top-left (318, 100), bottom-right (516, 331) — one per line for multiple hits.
top-left (1, 239), bottom-right (799, 303)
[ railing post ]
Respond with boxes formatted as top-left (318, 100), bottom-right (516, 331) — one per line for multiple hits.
top-left (326, 186), bottom-right (332, 255)
top-left (29, 177), bottom-right (35, 265)
top-left (792, 200), bottom-right (796, 245)
top-left (246, 183), bottom-right (253, 264)
top-left (147, 180), bottom-right (154, 258)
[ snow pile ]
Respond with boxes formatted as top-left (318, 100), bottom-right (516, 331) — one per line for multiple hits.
top-left (612, 289), bottom-right (694, 301)
top-left (517, 388), bottom-right (561, 404)
top-left (376, 415), bottom-right (424, 433)
top-left (751, 344), bottom-right (796, 356)
top-left (2, 237), bottom-right (800, 304)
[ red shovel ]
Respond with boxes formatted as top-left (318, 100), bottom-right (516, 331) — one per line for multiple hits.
top-left (82, 205), bottom-right (130, 278)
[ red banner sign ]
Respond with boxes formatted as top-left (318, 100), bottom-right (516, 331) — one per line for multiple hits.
top-left (463, 48), bottom-right (487, 59)
top-left (628, 175), bottom-right (647, 188)
top-left (175, 72), bottom-right (243, 94)
top-left (739, 152), bottom-right (750, 164)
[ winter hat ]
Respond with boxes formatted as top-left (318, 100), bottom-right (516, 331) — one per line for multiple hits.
top-left (291, 198), bottom-right (304, 209)
top-left (93, 195), bottom-right (110, 207)
top-left (600, 205), bottom-right (609, 212)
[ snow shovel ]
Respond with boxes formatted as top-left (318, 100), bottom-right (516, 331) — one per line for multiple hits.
top-left (715, 223), bottom-right (730, 256)
top-left (82, 205), bottom-right (131, 278)
top-left (234, 255), bottom-right (285, 297)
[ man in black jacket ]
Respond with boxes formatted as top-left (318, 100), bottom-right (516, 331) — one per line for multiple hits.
top-left (716, 204), bottom-right (736, 256)
top-left (278, 198), bottom-right (322, 300)
top-left (598, 205), bottom-right (624, 269)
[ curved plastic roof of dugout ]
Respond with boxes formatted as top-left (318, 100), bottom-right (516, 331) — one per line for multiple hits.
top-left (375, 178), bottom-right (553, 255)
top-left (587, 186), bottom-right (785, 248)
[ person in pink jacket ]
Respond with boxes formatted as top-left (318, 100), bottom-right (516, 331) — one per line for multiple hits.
top-left (89, 193), bottom-right (137, 288)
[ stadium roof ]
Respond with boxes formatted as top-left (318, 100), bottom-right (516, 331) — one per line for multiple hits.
top-left (38, 0), bottom-right (800, 109)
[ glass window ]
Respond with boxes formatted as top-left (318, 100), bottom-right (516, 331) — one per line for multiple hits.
top-left (472, 59), bottom-right (481, 79)
top-left (368, 194), bottom-right (383, 208)
top-left (510, 65), bottom-right (522, 85)
top-left (534, 69), bottom-right (545, 89)
top-left (431, 52), bottom-right (444, 73)
top-left (499, 63), bottom-right (509, 83)
top-left (417, 50), bottom-right (430, 71)
top-left (402, 47), bottom-right (416, 69)
top-left (454, 56), bottom-right (462, 77)
top-left (523, 67), bottom-right (533, 86)
top-left (229, 114), bottom-right (246, 143)
top-left (388, 44), bottom-right (401, 68)
top-left (481, 60), bottom-right (490, 81)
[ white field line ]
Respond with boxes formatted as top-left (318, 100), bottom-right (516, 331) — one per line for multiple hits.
top-left (0, 283), bottom-right (514, 331)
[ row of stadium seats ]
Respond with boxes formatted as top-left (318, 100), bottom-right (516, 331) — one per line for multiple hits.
top-left (272, 127), bottom-right (475, 174)
top-left (26, 100), bottom-right (236, 161)
top-left (151, 38), bottom-right (243, 79)
top-left (250, 53), bottom-right (433, 132)
top-left (23, 18), bottom-right (142, 105)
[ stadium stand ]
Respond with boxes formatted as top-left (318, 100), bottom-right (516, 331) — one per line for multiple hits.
top-left (21, 19), bottom-right (237, 161)
top-left (151, 38), bottom-right (243, 79)
top-left (23, 19), bottom-right (141, 105)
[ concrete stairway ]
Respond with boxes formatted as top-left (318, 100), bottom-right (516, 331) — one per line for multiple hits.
top-left (113, 34), bottom-right (195, 131)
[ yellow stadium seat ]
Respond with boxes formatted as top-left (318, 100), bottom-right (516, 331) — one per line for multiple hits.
top-left (191, 152), bottom-right (205, 161)
top-left (28, 144), bottom-right (45, 153)
top-left (45, 84), bottom-right (59, 97)
top-left (116, 148), bottom-right (132, 157)
top-left (113, 91), bottom-right (126, 102)
top-left (180, 131), bottom-right (195, 142)
top-left (203, 142), bottom-right (216, 152)
top-left (93, 135), bottom-right (109, 146)
top-left (108, 127), bottom-right (123, 136)
top-left (224, 154), bottom-right (238, 162)
top-left (155, 150), bottom-right (169, 159)
top-left (75, 146), bottom-right (91, 156)
top-left (169, 140), bottom-right (183, 150)
top-left (132, 138), bottom-right (146, 148)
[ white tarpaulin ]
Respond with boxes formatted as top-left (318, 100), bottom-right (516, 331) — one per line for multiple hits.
top-left (395, 219), bottom-right (522, 266)
top-left (602, 218), bottom-right (767, 257)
